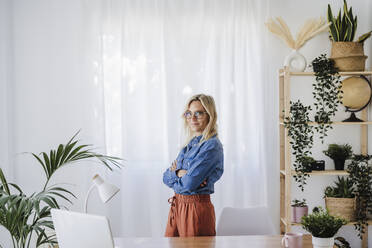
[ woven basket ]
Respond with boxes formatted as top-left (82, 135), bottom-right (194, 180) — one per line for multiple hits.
top-left (331, 42), bottom-right (367, 71)
top-left (325, 197), bottom-right (356, 222)
top-left (331, 42), bottom-right (364, 57)
top-left (332, 55), bottom-right (367, 71)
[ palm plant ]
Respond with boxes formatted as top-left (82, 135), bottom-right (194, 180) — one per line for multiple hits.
top-left (0, 131), bottom-right (122, 248)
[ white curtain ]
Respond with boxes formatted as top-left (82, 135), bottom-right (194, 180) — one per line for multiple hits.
top-left (0, 0), bottom-right (273, 241)
top-left (99, 0), bottom-right (272, 237)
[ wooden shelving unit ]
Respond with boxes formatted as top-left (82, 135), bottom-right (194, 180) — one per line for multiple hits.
top-left (279, 66), bottom-right (371, 248)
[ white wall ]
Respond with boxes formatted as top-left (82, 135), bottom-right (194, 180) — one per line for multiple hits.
top-left (0, 0), bottom-right (13, 246)
top-left (267, 0), bottom-right (372, 247)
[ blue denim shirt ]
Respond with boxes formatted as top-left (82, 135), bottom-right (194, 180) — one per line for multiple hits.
top-left (163, 135), bottom-right (224, 195)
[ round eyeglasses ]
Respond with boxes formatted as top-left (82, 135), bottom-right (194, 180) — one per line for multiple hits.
top-left (184, 111), bottom-right (208, 119)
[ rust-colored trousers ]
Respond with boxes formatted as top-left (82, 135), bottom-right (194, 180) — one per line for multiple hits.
top-left (165, 193), bottom-right (216, 237)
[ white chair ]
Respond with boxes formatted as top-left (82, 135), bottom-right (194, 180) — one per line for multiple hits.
top-left (216, 206), bottom-right (276, 236)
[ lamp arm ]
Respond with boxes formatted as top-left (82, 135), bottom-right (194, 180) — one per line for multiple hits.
top-left (84, 184), bottom-right (96, 213)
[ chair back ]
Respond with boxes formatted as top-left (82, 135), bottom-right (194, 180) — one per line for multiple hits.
top-left (216, 206), bottom-right (276, 236)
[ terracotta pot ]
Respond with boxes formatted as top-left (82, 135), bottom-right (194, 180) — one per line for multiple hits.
top-left (291, 206), bottom-right (308, 223)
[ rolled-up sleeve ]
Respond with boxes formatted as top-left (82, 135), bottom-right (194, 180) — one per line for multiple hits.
top-left (162, 168), bottom-right (179, 188)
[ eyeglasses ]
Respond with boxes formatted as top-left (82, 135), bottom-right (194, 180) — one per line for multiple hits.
top-left (184, 111), bottom-right (208, 119)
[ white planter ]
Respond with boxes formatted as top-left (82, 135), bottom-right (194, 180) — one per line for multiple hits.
top-left (312, 236), bottom-right (335, 248)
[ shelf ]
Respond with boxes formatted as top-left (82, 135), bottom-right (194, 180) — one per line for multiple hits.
top-left (280, 71), bottom-right (372, 77)
top-left (281, 170), bottom-right (349, 176)
top-left (292, 170), bottom-right (349, 176)
top-left (278, 66), bottom-right (370, 246)
top-left (290, 220), bottom-right (372, 226)
top-left (280, 121), bottom-right (372, 125)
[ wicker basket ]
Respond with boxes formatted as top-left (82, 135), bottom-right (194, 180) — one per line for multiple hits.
top-left (325, 197), bottom-right (356, 222)
top-left (331, 42), bottom-right (367, 71)
top-left (332, 55), bottom-right (367, 71)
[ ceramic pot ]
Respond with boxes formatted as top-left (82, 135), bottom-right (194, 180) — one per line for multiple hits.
top-left (312, 236), bottom-right (334, 248)
top-left (291, 206), bottom-right (308, 223)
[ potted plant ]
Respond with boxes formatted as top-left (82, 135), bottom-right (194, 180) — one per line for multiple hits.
top-left (283, 100), bottom-right (314, 191)
top-left (301, 206), bottom-right (346, 248)
top-left (311, 54), bottom-right (342, 144)
top-left (0, 132), bottom-right (122, 248)
top-left (323, 143), bottom-right (353, 170)
top-left (291, 199), bottom-right (308, 223)
top-left (324, 176), bottom-right (355, 222)
top-left (327, 0), bottom-right (372, 71)
top-left (300, 156), bottom-right (314, 172)
top-left (346, 154), bottom-right (372, 238)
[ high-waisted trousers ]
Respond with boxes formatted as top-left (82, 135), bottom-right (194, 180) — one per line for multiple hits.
top-left (165, 193), bottom-right (216, 237)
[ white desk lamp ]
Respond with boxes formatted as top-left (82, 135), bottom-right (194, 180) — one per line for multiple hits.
top-left (84, 174), bottom-right (120, 213)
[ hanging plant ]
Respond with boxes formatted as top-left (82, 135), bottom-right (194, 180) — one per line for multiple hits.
top-left (346, 154), bottom-right (372, 239)
top-left (284, 100), bottom-right (314, 191)
top-left (311, 54), bottom-right (342, 143)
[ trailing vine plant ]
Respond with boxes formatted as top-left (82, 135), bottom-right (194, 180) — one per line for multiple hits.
top-left (346, 154), bottom-right (372, 239)
top-left (284, 100), bottom-right (314, 191)
top-left (311, 54), bottom-right (342, 143)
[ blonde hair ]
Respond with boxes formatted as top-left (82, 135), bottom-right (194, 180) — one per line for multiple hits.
top-left (183, 94), bottom-right (218, 146)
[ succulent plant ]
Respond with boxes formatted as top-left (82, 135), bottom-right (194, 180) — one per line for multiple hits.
top-left (324, 176), bottom-right (355, 198)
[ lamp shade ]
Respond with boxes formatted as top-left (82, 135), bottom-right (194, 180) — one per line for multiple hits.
top-left (92, 174), bottom-right (120, 203)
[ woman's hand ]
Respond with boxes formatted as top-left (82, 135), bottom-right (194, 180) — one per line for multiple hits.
top-left (177, 169), bottom-right (187, 178)
top-left (170, 160), bottom-right (177, 171)
top-left (200, 180), bottom-right (207, 187)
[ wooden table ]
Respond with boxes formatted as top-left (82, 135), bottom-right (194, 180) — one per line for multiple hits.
top-left (114, 235), bottom-right (313, 248)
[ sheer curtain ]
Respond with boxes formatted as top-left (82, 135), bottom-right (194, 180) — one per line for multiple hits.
top-left (99, 0), bottom-right (272, 237)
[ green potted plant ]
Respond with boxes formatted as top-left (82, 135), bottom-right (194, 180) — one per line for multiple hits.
top-left (324, 176), bottom-right (355, 222)
top-left (291, 199), bottom-right (308, 223)
top-left (301, 206), bottom-right (346, 248)
top-left (0, 132), bottom-right (122, 248)
top-left (283, 100), bottom-right (314, 191)
top-left (311, 54), bottom-right (342, 144)
top-left (346, 154), bottom-right (372, 239)
top-left (327, 0), bottom-right (372, 71)
top-left (323, 143), bottom-right (353, 170)
top-left (300, 156), bottom-right (315, 172)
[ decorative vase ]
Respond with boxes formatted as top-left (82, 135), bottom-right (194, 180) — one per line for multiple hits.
top-left (331, 42), bottom-right (367, 71)
top-left (312, 236), bottom-right (334, 248)
top-left (284, 50), bottom-right (307, 72)
top-left (333, 159), bottom-right (346, 170)
top-left (291, 206), bottom-right (308, 223)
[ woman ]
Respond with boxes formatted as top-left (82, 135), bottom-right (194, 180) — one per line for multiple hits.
top-left (162, 94), bottom-right (224, 237)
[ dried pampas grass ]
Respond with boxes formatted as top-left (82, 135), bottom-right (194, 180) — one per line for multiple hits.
top-left (265, 17), bottom-right (330, 50)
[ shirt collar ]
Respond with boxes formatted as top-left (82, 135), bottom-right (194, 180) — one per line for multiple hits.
top-left (190, 135), bottom-right (203, 145)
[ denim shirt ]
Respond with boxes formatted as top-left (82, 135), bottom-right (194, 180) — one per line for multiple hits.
top-left (162, 135), bottom-right (224, 195)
